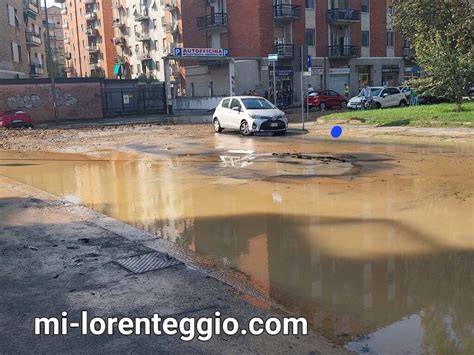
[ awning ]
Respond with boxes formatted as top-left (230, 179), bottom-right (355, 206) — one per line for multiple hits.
top-left (114, 63), bottom-right (122, 76)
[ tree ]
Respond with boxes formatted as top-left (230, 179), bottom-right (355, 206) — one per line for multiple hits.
top-left (393, 0), bottom-right (474, 111)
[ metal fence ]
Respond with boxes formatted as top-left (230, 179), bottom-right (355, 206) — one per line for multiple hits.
top-left (102, 84), bottom-right (166, 117)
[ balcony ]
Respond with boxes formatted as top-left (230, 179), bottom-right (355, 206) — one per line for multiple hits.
top-left (86, 44), bottom-right (100, 53)
top-left (135, 11), bottom-right (149, 22)
top-left (26, 31), bottom-right (42, 47)
top-left (61, 7), bottom-right (67, 15)
top-left (64, 37), bottom-right (69, 44)
top-left (273, 4), bottom-right (300, 22)
top-left (65, 52), bottom-right (72, 60)
top-left (197, 13), bottom-right (227, 30)
top-left (113, 37), bottom-right (126, 46)
top-left (24, 1), bottom-right (39, 19)
top-left (274, 44), bottom-right (294, 59)
top-left (85, 27), bottom-right (99, 36)
top-left (84, 0), bottom-right (96, 4)
top-left (328, 45), bottom-right (360, 58)
top-left (112, 19), bottom-right (125, 28)
top-left (136, 32), bottom-right (151, 42)
top-left (137, 52), bottom-right (152, 61)
top-left (29, 64), bottom-right (44, 77)
top-left (328, 9), bottom-right (361, 25)
top-left (404, 47), bottom-right (415, 59)
top-left (62, 22), bottom-right (68, 29)
top-left (163, 0), bottom-right (177, 12)
top-left (85, 12), bottom-right (97, 21)
top-left (90, 63), bottom-right (101, 70)
top-left (164, 23), bottom-right (178, 33)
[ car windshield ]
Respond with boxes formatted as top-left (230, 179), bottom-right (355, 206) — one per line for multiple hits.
top-left (371, 88), bottom-right (382, 96)
top-left (241, 98), bottom-right (276, 110)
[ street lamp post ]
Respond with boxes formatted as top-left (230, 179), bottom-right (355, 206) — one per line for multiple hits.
top-left (43, 1), bottom-right (59, 124)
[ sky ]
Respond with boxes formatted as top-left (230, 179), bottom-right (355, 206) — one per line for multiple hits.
top-left (45, 0), bottom-right (60, 7)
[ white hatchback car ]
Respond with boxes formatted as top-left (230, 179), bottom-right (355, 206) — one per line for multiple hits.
top-left (348, 87), bottom-right (409, 109)
top-left (213, 96), bottom-right (288, 136)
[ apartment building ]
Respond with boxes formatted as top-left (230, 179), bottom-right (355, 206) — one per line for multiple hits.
top-left (119, 0), bottom-right (167, 80)
top-left (179, 0), bottom-right (412, 99)
top-left (162, 0), bottom-right (184, 93)
top-left (41, 5), bottom-right (67, 77)
top-left (1, 0), bottom-right (28, 78)
top-left (57, 0), bottom-right (116, 78)
top-left (1, 0), bottom-right (47, 79)
top-left (24, 0), bottom-right (48, 78)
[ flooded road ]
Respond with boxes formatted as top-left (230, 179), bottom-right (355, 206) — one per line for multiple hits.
top-left (0, 134), bottom-right (473, 354)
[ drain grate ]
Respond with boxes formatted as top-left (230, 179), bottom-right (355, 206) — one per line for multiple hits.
top-left (115, 252), bottom-right (182, 274)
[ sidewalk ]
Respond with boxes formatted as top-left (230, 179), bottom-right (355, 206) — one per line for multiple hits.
top-left (0, 176), bottom-right (346, 354)
top-left (35, 111), bottom-right (213, 129)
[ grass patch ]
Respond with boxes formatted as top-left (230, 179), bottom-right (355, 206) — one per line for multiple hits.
top-left (321, 101), bottom-right (474, 127)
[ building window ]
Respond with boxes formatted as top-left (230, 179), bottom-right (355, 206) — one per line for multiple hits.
top-left (362, 31), bottom-right (370, 47)
top-left (305, 29), bottom-right (315, 46)
top-left (387, 31), bottom-right (394, 47)
top-left (7, 5), bottom-right (15, 26)
top-left (361, 0), bottom-right (370, 13)
top-left (156, 61), bottom-right (160, 71)
top-left (11, 42), bottom-right (21, 62)
top-left (305, 0), bottom-right (315, 9)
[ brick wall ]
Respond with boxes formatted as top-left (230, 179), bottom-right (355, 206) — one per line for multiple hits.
top-left (370, 0), bottom-right (387, 57)
top-left (0, 80), bottom-right (103, 122)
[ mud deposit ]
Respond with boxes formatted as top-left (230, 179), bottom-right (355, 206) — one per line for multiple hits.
top-left (0, 137), bottom-right (473, 354)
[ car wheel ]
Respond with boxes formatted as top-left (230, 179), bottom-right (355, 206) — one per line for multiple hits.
top-left (375, 102), bottom-right (382, 109)
top-left (399, 100), bottom-right (407, 107)
top-left (213, 118), bottom-right (223, 133)
top-left (469, 91), bottom-right (474, 100)
top-left (319, 102), bottom-right (327, 111)
top-left (341, 101), bottom-right (347, 109)
top-left (239, 120), bottom-right (252, 136)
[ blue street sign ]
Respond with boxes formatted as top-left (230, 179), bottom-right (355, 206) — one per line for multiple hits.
top-left (223, 49), bottom-right (230, 57)
top-left (307, 55), bottom-right (312, 70)
top-left (268, 54), bottom-right (279, 62)
top-left (173, 48), bottom-right (183, 57)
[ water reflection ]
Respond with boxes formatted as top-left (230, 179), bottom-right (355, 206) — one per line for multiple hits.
top-left (0, 150), bottom-right (473, 353)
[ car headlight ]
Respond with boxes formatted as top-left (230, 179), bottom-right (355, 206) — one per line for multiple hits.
top-left (249, 113), bottom-right (263, 120)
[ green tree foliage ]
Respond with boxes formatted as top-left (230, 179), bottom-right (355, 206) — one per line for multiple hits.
top-left (393, 0), bottom-right (474, 111)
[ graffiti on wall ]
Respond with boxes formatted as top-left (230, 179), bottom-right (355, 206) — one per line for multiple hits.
top-left (7, 95), bottom-right (41, 110)
top-left (7, 88), bottom-right (78, 110)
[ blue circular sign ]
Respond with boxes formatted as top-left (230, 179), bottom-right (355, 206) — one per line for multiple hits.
top-left (331, 126), bottom-right (343, 139)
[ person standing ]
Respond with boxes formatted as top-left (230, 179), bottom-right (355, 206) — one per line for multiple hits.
top-left (344, 83), bottom-right (350, 99)
top-left (308, 83), bottom-right (315, 94)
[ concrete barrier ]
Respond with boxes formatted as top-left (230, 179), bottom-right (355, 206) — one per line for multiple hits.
top-left (174, 96), bottom-right (224, 111)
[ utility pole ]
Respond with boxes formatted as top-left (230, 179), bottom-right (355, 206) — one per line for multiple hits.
top-left (43, 1), bottom-right (59, 124)
top-left (300, 46), bottom-right (304, 130)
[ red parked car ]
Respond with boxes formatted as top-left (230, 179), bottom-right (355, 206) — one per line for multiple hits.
top-left (0, 110), bottom-right (34, 129)
top-left (304, 90), bottom-right (348, 111)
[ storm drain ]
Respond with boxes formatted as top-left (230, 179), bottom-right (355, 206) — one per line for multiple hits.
top-left (115, 252), bottom-right (182, 274)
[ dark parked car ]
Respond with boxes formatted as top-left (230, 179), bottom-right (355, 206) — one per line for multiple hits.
top-left (304, 90), bottom-right (348, 111)
top-left (418, 91), bottom-right (452, 105)
top-left (0, 110), bottom-right (34, 128)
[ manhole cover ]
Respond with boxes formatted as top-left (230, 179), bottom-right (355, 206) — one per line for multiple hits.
top-left (115, 252), bottom-right (182, 274)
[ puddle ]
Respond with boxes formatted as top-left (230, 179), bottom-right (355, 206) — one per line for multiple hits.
top-left (0, 142), bottom-right (473, 353)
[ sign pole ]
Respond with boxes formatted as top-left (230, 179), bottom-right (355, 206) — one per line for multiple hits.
top-left (273, 61), bottom-right (277, 105)
top-left (300, 46), bottom-right (304, 130)
top-left (306, 55), bottom-right (312, 125)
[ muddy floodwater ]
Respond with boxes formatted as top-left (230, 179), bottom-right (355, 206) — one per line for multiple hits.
top-left (0, 134), bottom-right (473, 354)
